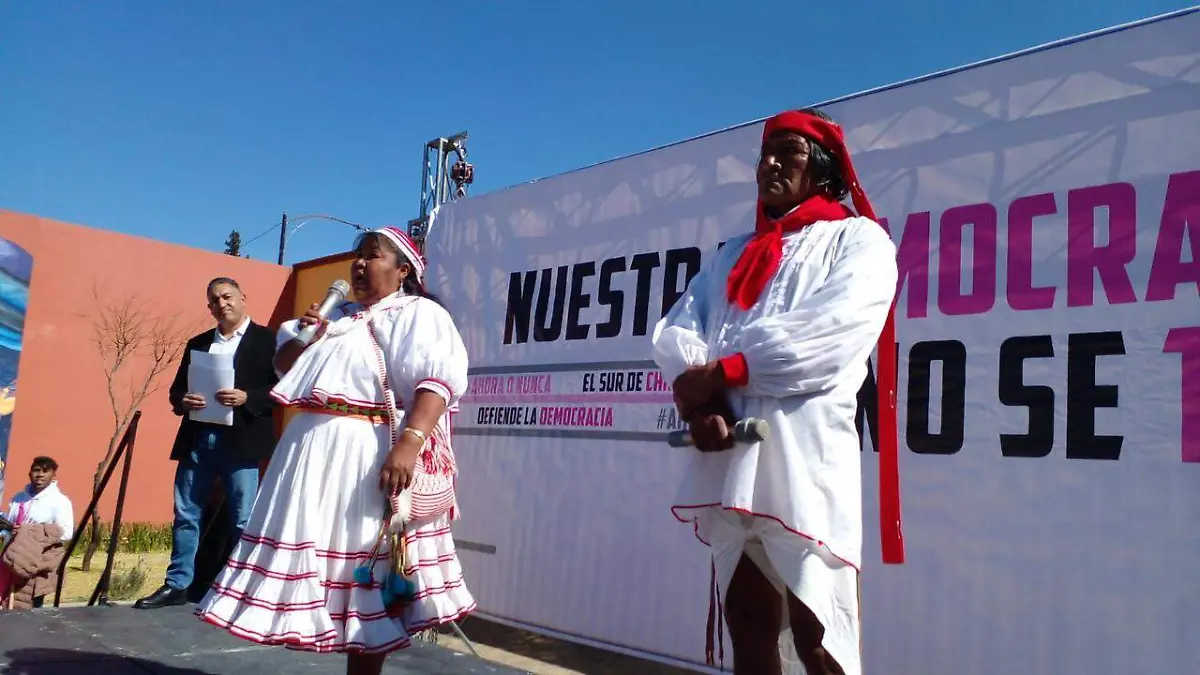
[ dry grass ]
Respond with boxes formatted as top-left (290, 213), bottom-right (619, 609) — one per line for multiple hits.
top-left (58, 550), bottom-right (170, 605)
top-left (74, 521), bottom-right (174, 555)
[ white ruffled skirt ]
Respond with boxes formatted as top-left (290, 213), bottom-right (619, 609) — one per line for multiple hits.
top-left (195, 411), bottom-right (475, 654)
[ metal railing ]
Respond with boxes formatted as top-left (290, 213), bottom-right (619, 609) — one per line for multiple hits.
top-left (53, 410), bottom-right (141, 607)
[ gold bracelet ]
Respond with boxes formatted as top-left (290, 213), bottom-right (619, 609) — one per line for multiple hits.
top-left (402, 427), bottom-right (428, 443)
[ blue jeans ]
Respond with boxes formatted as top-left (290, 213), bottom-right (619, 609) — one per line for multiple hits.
top-left (165, 428), bottom-right (259, 591)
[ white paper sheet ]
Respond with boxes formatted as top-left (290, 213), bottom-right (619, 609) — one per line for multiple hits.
top-left (188, 350), bottom-right (236, 426)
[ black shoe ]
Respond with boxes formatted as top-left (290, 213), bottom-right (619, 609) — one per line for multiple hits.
top-left (133, 584), bottom-right (188, 609)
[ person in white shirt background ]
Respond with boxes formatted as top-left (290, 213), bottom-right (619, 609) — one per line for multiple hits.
top-left (1, 456), bottom-right (75, 608)
top-left (3, 455), bottom-right (74, 541)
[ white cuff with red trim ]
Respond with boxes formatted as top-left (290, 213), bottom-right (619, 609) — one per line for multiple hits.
top-left (415, 378), bottom-right (453, 405)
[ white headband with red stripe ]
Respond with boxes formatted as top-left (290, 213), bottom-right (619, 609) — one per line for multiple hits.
top-left (374, 226), bottom-right (426, 283)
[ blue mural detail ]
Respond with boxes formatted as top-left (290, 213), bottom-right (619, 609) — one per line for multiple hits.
top-left (0, 238), bottom-right (32, 499)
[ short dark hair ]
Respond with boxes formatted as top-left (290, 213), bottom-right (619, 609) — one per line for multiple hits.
top-left (795, 108), bottom-right (849, 201)
top-left (31, 456), bottom-right (58, 472)
top-left (207, 277), bottom-right (241, 296)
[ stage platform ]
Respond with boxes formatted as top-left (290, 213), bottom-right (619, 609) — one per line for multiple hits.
top-left (0, 605), bottom-right (527, 674)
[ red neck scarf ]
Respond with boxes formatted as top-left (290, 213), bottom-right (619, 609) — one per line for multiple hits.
top-left (729, 110), bottom-right (904, 566)
top-left (726, 195), bottom-right (852, 311)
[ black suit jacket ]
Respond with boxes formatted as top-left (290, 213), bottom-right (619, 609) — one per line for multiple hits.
top-left (168, 321), bottom-right (280, 462)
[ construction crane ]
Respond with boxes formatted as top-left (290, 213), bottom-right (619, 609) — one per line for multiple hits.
top-left (407, 132), bottom-right (474, 254)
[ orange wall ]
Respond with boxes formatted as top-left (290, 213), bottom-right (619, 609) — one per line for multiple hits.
top-left (292, 252), bottom-right (356, 317)
top-left (0, 211), bottom-right (292, 523)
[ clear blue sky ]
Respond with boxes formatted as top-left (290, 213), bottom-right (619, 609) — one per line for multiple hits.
top-left (1, 1), bottom-right (1192, 264)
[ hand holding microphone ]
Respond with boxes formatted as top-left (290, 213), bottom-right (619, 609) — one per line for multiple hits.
top-left (669, 362), bottom-right (763, 453)
top-left (668, 417), bottom-right (770, 449)
top-left (671, 396), bottom-right (770, 452)
top-left (294, 279), bottom-right (351, 346)
top-left (294, 305), bottom-right (329, 344)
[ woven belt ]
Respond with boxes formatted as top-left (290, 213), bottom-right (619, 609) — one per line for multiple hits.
top-left (297, 402), bottom-right (389, 425)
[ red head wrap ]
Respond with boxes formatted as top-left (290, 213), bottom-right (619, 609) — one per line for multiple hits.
top-left (761, 110), bottom-right (878, 221)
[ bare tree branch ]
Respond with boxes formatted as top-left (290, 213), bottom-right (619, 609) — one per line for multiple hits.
top-left (75, 283), bottom-right (205, 570)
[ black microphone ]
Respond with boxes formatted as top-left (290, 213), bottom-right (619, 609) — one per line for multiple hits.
top-left (294, 279), bottom-right (351, 346)
top-left (667, 418), bottom-right (771, 447)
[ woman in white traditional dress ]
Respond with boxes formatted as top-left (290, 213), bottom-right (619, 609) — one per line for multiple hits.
top-left (195, 226), bottom-right (475, 675)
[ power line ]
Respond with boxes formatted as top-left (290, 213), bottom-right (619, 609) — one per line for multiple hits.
top-left (228, 213), bottom-right (369, 262)
top-left (242, 221), bottom-right (281, 246)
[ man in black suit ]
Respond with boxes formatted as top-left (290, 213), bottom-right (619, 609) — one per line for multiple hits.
top-left (136, 277), bottom-right (279, 609)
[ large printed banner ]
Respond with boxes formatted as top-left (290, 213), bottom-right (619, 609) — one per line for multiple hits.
top-left (429, 11), bottom-right (1199, 675)
top-left (464, 367), bottom-right (682, 435)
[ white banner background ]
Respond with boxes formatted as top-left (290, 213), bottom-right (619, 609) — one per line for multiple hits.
top-left (429, 10), bottom-right (1199, 674)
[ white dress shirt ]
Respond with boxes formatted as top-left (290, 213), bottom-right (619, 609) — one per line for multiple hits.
top-left (210, 316), bottom-right (251, 356)
top-left (6, 481), bottom-right (74, 541)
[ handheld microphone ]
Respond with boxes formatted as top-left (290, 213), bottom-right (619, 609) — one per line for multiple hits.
top-left (667, 417), bottom-right (771, 448)
top-left (294, 279), bottom-right (351, 346)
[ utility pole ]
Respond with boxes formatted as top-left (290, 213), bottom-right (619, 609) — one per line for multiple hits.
top-left (277, 212), bottom-right (288, 265)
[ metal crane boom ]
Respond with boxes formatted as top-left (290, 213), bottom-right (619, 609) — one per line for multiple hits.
top-left (407, 131), bottom-right (473, 253)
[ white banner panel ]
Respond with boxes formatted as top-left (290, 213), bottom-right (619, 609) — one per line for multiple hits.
top-left (428, 10), bottom-right (1199, 674)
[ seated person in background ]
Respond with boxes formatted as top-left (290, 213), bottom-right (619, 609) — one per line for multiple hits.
top-left (3, 456), bottom-right (74, 540)
top-left (1, 456), bottom-right (74, 609)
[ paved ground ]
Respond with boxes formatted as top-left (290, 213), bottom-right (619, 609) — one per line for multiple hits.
top-left (434, 618), bottom-right (701, 675)
top-left (52, 553), bottom-right (702, 673)
top-left (0, 605), bottom-right (526, 674)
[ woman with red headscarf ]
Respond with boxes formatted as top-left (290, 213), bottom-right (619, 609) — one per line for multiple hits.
top-left (196, 227), bottom-right (474, 675)
top-left (653, 109), bottom-right (899, 675)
